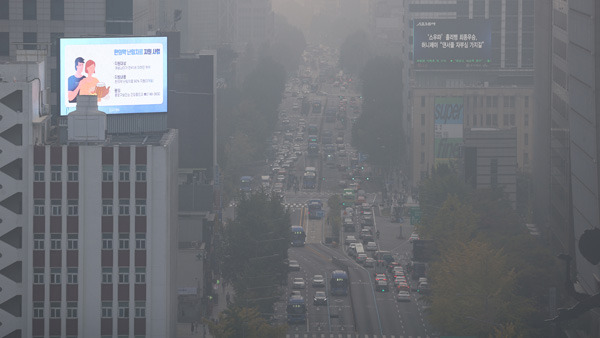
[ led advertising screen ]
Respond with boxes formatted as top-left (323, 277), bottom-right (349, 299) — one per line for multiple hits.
top-left (59, 36), bottom-right (167, 115)
top-left (413, 19), bottom-right (491, 69)
top-left (434, 97), bottom-right (463, 164)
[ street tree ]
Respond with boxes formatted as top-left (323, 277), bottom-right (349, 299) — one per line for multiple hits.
top-left (428, 239), bottom-right (534, 336)
top-left (205, 306), bottom-right (287, 338)
top-left (220, 191), bottom-right (291, 315)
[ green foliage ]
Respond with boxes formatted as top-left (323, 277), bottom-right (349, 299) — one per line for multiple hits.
top-left (339, 30), bottom-right (373, 75)
top-left (418, 163), bottom-right (471, 227)
top-left (351, 56), bottom-right (405, 169)
top-left (221, 191), bottom-right (291, 315)
top-left (429, 240), bottom-right (534, 336)
top-left (205, 306), bottom-right (287, 338)
top-left (420, 195), bottom-right (478, 251)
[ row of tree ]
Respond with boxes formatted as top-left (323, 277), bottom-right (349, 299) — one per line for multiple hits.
top-left (418, 165), bottom-right (562, 337)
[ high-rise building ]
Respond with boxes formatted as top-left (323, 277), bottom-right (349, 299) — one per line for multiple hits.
top-left (0, 0), bottom-right (134, 121)
top-left (0, 57), bottom-right (179, 337)
top-left (534, 1), bottom-right (600, 334)
top-left (407, 0), bottom-right (534, 189)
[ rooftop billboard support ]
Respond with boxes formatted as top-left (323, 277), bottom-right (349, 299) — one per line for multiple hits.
top-left (59, 36), bottom-right (168, 115)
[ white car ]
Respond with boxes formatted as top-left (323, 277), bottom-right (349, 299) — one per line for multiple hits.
top-left (396, 290), bottom-right (411, 302)
top-left (312, 275), bottom-right (325, 287)
top-left (366, 241), bottom-right (378, 251)
top-left (409, 232), bottom-right (420, 242)
top-left (292, 277), bottom-right (306, 289)
top-left (344, 235), bottom-right (357, 245)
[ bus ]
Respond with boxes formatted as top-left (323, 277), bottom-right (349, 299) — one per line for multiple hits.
top-left (308, 199), bottom-right (324, 219)
top-left (302, 171), bottom-right (316, 189)
top-left (342, 188), bottom-right (355, 207)
top-left (290, 226), bottom-right (306, 247)
top-left (308, 143), bottom-right (319, 157)
top-left (240, 176), bottom-right (253, 193)
top-left (330, 270), bottom-right (349, 296)
top-left (286, 295), bottom-right (307, 324)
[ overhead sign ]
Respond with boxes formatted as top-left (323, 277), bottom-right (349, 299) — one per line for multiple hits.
top-left (413, 19), bottom-right (491, 69)
top-left (59, 36), bottom-right (168, 115)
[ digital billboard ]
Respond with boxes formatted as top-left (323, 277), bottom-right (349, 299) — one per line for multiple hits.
top-left (434, 97), bottom-right (463, 164)
top-left (59, 36), bottom-right (167, 115)
top-left (413, 19), bottom-right (491, 69)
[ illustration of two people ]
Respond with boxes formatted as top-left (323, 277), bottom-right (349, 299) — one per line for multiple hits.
top-left (68, 57), bottom-right (110, 103)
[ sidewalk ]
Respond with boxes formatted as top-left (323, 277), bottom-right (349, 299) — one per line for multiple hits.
top-left (176, 283), bottom-right (234, 338)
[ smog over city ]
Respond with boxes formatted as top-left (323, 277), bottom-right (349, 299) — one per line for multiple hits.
top-left (0, 1), bottom-right (598, 337)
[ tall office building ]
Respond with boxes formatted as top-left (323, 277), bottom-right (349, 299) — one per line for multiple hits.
top-left (236, 0), bottom-right (274, 47)
top-left (407, 0), bottom-right (534, 189)
top-left (0, 0), bottom-right (134, 120)
top-left (534, 1), bottom-right (600, 334)
top-left (0, 55), bottom-right (179, 337)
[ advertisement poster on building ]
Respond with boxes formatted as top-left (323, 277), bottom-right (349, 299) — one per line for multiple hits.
top-left (59, 36), bottom-right (168, 115)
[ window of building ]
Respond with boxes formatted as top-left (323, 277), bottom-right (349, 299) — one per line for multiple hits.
top-left (50, 233), bottom-right (61, 250)
top-left (0, 32), bottom-right (7, 57)
top-left (118, 302), bottom-right (129, 318)
top-left (102, 199), bottom-right (113, 216)
top-left (118, 268), bottom-right (129, 283)
top-left (473, 115), bottom-right (477, 126)
top-left (102, 233), bottom-right (113, 250)
top-left (102, 302), bottom-right (112, 318)
top-left (524, 96), bottom-right (529, 108)
top-left (510, 96), bottom-right (516, 108)
top-left (119, 165), bottom-right (130, 181)
top-left (102, 267), bottom-right (113, 284)
top-left (51, 165), bottom-right (61, 181)
top-left (503, 96), bottom-right (510, 108)
top-left (503, 114), bottom-right (509, 126)
top-left (33, 302), bottom-right (44, 318)
top-left (102, 165), bottom-right (113, 181)
top-left (420, 114), bottom-right (425, 126)
top-left (50, 267), bottom-right (61, 284)
top-left (23, 32), bottom-right (37, 50)
top-left (66, 302), bottom-right (77, 318)
top-left (23, 0), bottom-right (36, 20)
top-left (136, 165), bottom-right (147, 181)
top-left (493, 96), bottom-right (498, 107)
top-left (67, 267), bottom-right (78, 284)
top-left (50, 302), bottom-right (60, 318)
top-left (420, 152), bottom-right (425, 164)
top-left (50, 0), bottom-right (64, 20)
top-left (34, 199), bottom-right (45, 216)
top-left (67, 165), bottom-right (78, 181)
top-left (34, 165), bottom-right (45, 181)
top-left (510, 114), bottom-right (516, 126)
top-left (524, 133), bottom-right (529, 146)
top-left (34, 267), bottom-right (44, 284)
top-left (421, 96), bottom-right (425, 107)
top-left (135, 233), bottom-right (146, 250)
top-left (135, 267), bottom-right (146, 284)
top-left (119, 233), bottom-right (129, 249)
top-left (67, 199), bottom-right (78, 216)
top-left (135, 302), bottom-right (146, 318)
top-left (490, 159), bottom-right (498, 188)
top-left (486, 96), bottom-right (491, 107)
top-left (492, 114), bottom-right (498, 126)
top-left (486, 114), bottom-right (491, 126)
top-left (67, 234), bottom-right (78, 250)
top-left (135, 199), bottom-right (146, 216)
top-left (119, 199), bottom-right (129, 215)
top-left (34, 233), bottom-right (45, 250)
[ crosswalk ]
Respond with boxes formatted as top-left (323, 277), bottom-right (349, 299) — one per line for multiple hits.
top-left (286, 334), bottom-right (431, 338)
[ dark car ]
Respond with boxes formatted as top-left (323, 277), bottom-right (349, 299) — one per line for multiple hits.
top-left (313, 291), bottom-right (327, 306)
top-left (375, 280), bottom-right (389, 292)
